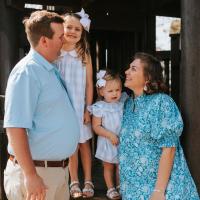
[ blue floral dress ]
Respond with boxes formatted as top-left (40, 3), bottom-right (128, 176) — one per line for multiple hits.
top-left (119, 93), bottom-right (199, 200)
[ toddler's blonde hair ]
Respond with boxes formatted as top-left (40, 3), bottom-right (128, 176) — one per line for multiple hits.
top-left (96, 70), bottom-right (121, 100)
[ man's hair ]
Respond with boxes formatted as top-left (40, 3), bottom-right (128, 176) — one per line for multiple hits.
top-left (23, 10), bottom-right (64, 47)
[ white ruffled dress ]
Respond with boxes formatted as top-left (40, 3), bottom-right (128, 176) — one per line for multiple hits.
top-left (56, 50), bottom-right (93, 143)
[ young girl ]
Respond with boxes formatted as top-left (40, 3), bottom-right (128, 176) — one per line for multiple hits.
top-left (88, 70), bottom-right (127, 200)
top-left (56, 9), bottom-right (94, 199)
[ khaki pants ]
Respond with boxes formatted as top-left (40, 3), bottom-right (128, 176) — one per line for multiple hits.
top-left (4, 159), bottom-right (69, 200)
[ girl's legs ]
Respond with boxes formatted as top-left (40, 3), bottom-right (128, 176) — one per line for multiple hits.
top-left (69, 146), bottom-right (79, 182)
top-left (104, 162), bottom-right (121, 199)
top-left (115, 164), bottom-right (120, 193)
top-left (115, 164), bottom-right (120, 187)
top-left (103, 162), bottom-right (114, 189)
top-left (69, 146), bottom-right (82, 198)
top-left (79, 140), bottom-right (94, 197)
top-left (79, 140), bottom-right (92, 182)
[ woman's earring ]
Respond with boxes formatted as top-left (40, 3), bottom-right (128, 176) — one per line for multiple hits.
top-left (143, 85), bottom-right (148, 92)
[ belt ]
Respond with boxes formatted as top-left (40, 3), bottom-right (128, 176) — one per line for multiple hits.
top-left (9, 155), bottom-right (68, 168)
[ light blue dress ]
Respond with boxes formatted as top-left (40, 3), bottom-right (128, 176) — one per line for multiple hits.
top-left (119, 93), bottom-right (199, 200)
top-left (56, 50), bottom-right (93, 143)
top-left (88, 92), bottom-right (128, 163)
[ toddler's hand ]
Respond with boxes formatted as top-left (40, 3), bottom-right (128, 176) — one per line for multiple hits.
top-left (108, 132), bottom-right (119, 146)
top-left (84, 110), bottom-right (91, 124)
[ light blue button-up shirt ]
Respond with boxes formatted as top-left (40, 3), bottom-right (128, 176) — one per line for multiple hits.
top-left (4, 49), bottom-right (80, 160)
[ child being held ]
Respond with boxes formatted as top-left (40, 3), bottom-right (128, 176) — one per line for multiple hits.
top-left (88, 70), bottom-right (127, 200)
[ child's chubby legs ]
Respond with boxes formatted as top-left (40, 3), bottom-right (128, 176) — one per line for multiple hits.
top-left (103, 162), bottom-right (121, 200)
top-left (115, 164), bottom-right (120, 188)
top-left (103, 161), bottom-right (117, 189)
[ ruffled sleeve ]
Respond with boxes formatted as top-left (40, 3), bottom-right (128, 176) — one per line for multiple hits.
top-left (149, 94), bottom-right (183, 147)
top-left (87, 101), bottom-right (104, 117)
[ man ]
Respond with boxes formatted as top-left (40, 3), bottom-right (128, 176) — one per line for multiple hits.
top-left (3, 10), bottom-right (79, 200)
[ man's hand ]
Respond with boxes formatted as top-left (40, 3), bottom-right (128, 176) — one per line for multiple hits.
top-left (25, 173), bottom-right (47, 200)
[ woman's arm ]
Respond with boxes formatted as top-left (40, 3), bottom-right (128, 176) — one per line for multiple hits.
top-left (150, 147), bottom-right (176, 200)
top-left (92, 116), bottom-right (119, 145)
top-left (84, 54), bottom-right (93, 124)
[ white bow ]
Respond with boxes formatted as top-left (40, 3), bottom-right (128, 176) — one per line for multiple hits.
top-left (76, 8), bottom-right (91, 32)
top-left (96, 70), bottom-right (106, 87)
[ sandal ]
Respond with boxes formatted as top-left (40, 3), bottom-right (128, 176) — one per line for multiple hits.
top-left (82, 181), bottom-right (94, 198)
top-left (70, 181), bottom-right (82, 199)
top-left (116, 185), bottom-right (120, 194)
top-left (106, 187), bottom-right (121, 200)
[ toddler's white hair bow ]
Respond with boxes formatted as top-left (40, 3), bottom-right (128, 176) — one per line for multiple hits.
top-left (76, 8), bottom-right (91, 32)
top-left (96, 70), bottom-right (106, 88)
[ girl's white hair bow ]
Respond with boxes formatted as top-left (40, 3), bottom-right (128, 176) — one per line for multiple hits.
top-left (76, 8), bottom-right (91, 32)
top-left (96, 70), bottom-right (106, 88)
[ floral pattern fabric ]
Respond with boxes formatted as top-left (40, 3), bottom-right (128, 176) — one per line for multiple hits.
top-left (119, 93), bottom-right (199, 200)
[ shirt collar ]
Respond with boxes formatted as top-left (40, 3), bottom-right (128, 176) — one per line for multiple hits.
top-left (28, 48), bottom-right (55, 71)
top-left (59, 49), bottom-right (78, 58)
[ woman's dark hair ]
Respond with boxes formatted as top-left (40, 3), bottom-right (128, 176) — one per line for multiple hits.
top-left (134, 52), bottom-right (167, 94)
top-left (63, 13), bottom-right (90, 64)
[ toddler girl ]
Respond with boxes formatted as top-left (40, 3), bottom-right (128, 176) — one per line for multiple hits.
top-left (88, 70), bottom-right (127, 200)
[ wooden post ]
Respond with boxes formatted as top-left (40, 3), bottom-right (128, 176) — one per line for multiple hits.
top-left (181, 0), bottom-right (200, 194)
top-left (170, 33), bottom-right (180, 105)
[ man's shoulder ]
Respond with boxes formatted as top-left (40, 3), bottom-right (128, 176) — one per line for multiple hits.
top-left (11, 54), bottom-right (42, 77)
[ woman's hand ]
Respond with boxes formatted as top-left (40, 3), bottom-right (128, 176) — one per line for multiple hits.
top-left (149, 191), bottom-right (165, 200)
top-left (108, 132), bottom-right (119, 145)
top-left (84, 109), bottom-right (91, 124)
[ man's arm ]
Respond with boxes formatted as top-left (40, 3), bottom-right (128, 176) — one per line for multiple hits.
top-left (7, 128), bottom-right (47, 200)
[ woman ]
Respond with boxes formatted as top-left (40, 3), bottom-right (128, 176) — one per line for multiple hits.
top-left (119, 52), bottom-right (199, 200)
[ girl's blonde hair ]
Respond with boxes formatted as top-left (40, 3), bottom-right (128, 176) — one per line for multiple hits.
top-left (63, 13), bottom-right (90, 64)
top-left (96, 70), bottom-right (121, 100)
